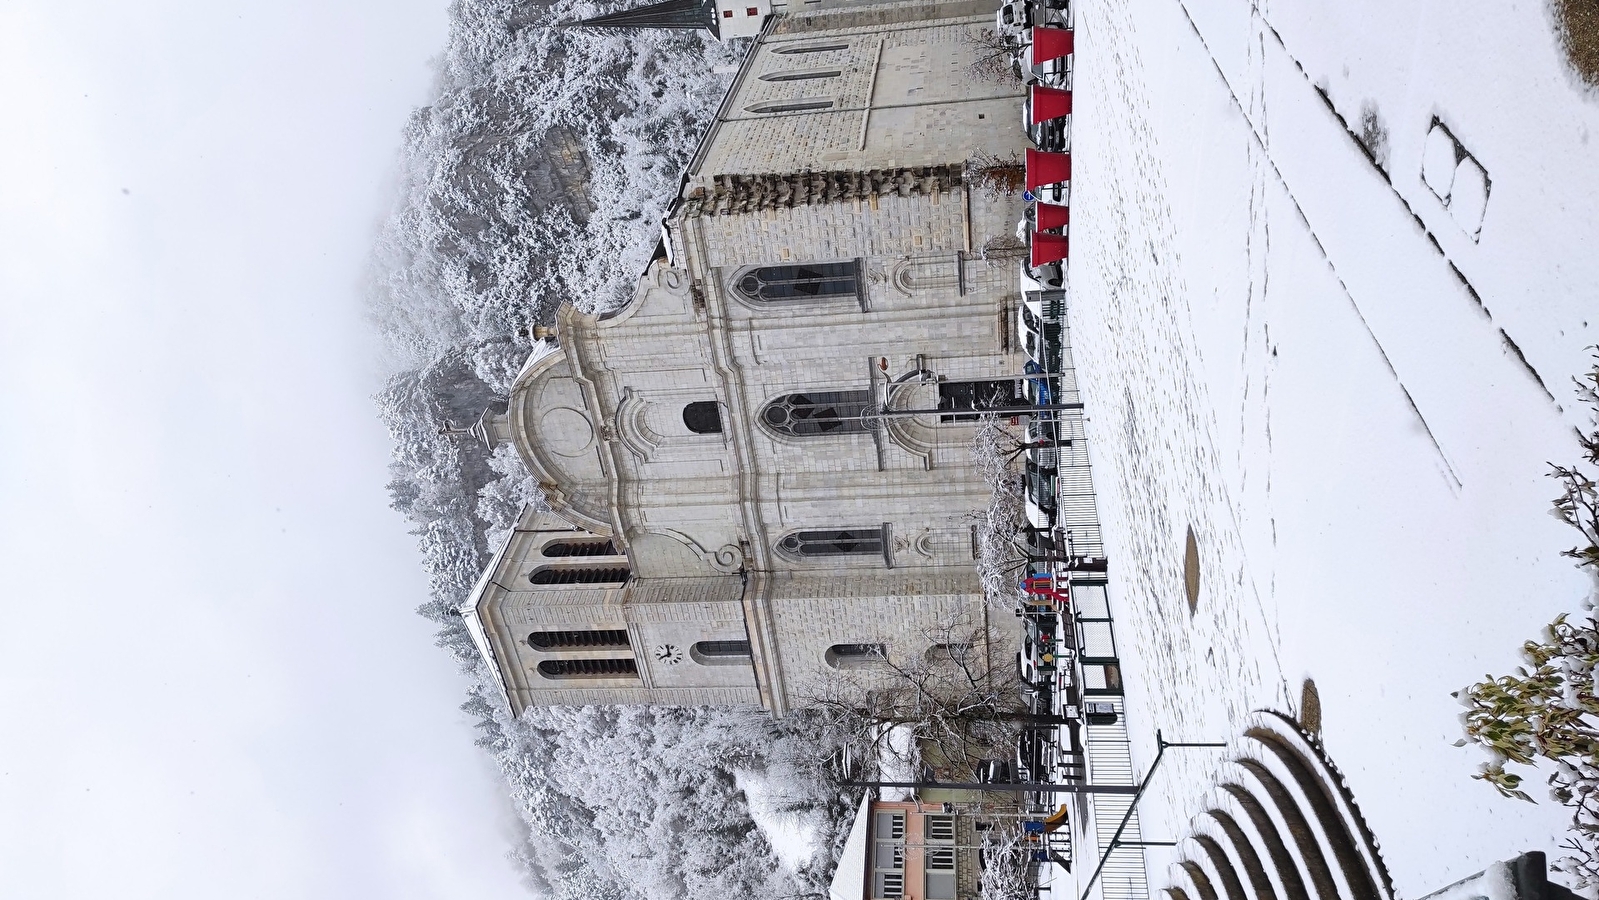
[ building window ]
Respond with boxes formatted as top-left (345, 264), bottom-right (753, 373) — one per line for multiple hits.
top-left (536, 658), bottom-right (639, 679)
top-left (875, 811), bottom-right (906, 838)
top-left (925, 815), bottom-right (955, 842)
top-left (541, 539), bottom-right (617, 558)
top-left (683, 401), bottom-right (724, 434)
top-left (872, 811), bottom-right (906, 900)
top-left (779, 527), bottom-right (885, 557)
top-left (734, 261), bottom-right (860, 303)
top-left (826, 643), bottom-right (887, 669)
top-left (776, 42), bottom-right (848, 54)
top-left (691, 640), bottom-right (752, 665)
top-left (745, 99), bottom-right (834, 113)
top-left (527, 629), bottom-right (630, 651)
top-left (761, 390), bottom-right (872, 436)
top-left (759, 69), bottom-right (842, 82)
top-left (938, 378), bottom-right (1022, 422)
top-left (529, 566), bottom-right (631, 586)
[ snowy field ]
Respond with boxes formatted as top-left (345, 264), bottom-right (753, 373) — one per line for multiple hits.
top-left (1065, 0), bottom-right (1599, 894)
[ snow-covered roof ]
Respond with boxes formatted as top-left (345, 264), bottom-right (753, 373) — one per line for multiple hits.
top-left (457, 513), bottom-right (525, 709)
top-left (512, 338), bottom-right (560, 384)
top-left (828, 794), bottom-right (873, 900)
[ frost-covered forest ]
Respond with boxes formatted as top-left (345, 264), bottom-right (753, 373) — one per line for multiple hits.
top-left (369, 1), bottom-right (853, 895)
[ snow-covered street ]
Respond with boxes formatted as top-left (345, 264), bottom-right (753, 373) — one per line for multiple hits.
top-left (1068, 0), bottom-right (1599, 893)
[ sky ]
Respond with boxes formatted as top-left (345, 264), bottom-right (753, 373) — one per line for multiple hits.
top-left (0, 1), bottom-right (536, 897)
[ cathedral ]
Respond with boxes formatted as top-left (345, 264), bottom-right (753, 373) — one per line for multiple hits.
top-left (461, 0), bottom-right (1032, 716)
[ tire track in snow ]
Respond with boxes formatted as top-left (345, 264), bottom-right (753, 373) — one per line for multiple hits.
top-left (1163, 0), bottom-right (1465, 491)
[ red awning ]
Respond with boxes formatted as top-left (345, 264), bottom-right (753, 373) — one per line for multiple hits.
top-left (1032, 26), bottom-right (1074, 63)
top-left (1031, 232), bottom-right (1070, 267)
top-left (1035, 201), bottom-right (1069, 232)
top-left (1025, 149), bottom-right (1072, 189)
top-left (1030, 85), bottom-right (1073, 123)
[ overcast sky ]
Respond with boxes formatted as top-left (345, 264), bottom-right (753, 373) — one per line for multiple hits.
top-left (0, 1), bottom-right (535, 897)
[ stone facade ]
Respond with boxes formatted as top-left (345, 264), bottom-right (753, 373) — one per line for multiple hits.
top-left (463, 0), bottom-right (1029, 716)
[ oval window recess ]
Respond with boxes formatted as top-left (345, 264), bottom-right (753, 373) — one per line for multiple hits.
top-left (745, 99), bottom-right (834, 114)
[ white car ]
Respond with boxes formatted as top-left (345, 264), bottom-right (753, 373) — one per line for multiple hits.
top-left (995, 0), bottom-right (1070, 39)
top-left (1016, 38), bottom-right (1073, 88)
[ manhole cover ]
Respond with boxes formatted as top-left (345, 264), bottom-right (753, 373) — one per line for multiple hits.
top-left (1300, 678), bottom-right (1322, 735)
top-left (1183, 526), bottom-right (1200, 614)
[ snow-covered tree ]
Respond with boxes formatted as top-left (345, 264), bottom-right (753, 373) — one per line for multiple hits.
top-left (798, 616), bottom-right (1028, 785)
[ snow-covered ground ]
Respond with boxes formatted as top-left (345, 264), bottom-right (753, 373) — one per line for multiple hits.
top-left (1065, 0), bottom-right (1599, 894)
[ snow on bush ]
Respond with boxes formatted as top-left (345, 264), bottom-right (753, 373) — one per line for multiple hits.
top-left (1458, 352), bottom-right (1599, 886)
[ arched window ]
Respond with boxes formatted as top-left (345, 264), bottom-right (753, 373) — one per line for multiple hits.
top-left (759, 69), bottom-right (842, 82)
top-left (745, 99), bottom-right (834, 113)
top-left (826, 643), bottom-right (886, 669)
top-left (691, 640), bottom-right (752, 665)
top-left (527, 629), bottom-right (630, 650)
top-left (778, 527), bottom-right (886, 557)
top-left (775, 42), bottom-right (848, 54)
top-left (529, 566), bottom-right (631, 586)
top-left (541, 539), bottom-right (618, 558)
top-left (735, 262), bottom-right (860, 303)
top-left (537, 658), bottom-right (639, 679)
top-left (683, 401), bottom-right (724, 434)
top-left (761, 390), bottom-right (872, 436)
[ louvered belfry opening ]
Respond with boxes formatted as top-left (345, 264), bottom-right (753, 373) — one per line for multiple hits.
top-left (536, 658), bottom-right (639, 679)
top-left (541, 539), bottom-right (618, 558)
top-left (527, 629), bottom-right (631, 651)
top-left (529, 566), bottom-right (631, 585)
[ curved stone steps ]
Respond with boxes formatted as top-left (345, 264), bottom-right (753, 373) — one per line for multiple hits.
top-left (1160, 712), bottom-right (1395, 900)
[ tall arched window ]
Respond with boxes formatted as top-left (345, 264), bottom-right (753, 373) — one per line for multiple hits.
top-left (537, 658), bottom-right (639, 679)
top-left (825, 643), bottom-right (886, 669)
top-left (683, 401), bottom-right (723, 434)
top-left (775, 42), bottom-right (848, 54)
top-left (735, 262), bottom-right (860, 303)
top-left (761, 390), bottom-right (872, 436)
top-left (759, 69), bottom-right (842, 82)
top-left (691, 640), bottom-right (752, 665)
top-left (745, 99), bottom-right (835, 114)
top-left (529, 566), bottom-right (631, 586)
top-left (527, 629), bottom-right (630, 650)
top-left (778, 527), bottom-right (886, 557)
top-left (541, 539), bottom-right (618, 558)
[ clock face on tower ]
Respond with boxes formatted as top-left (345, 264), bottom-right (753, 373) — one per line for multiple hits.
top-left (654, 643), bottom-right (684, 665)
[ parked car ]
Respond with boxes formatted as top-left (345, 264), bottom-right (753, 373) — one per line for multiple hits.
top-left (1018, 297), bottom-right (1064, 371)
top-left (996, 0), bottom-right (1069, 39)
top-left (1023, 92), bottom-right (1071, 152)
top-left (1019, 224), bottom-right (1067, 289)
top-left (1024, 456), bottom-right (1059, 528)
top-left (1016, 38), bottom-right (1073, 89)
top-left (977, 758), bottom-right (1017, 784)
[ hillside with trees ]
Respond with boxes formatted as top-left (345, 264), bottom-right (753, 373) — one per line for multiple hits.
top-left (368, 1), bottom-right (855, 895)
